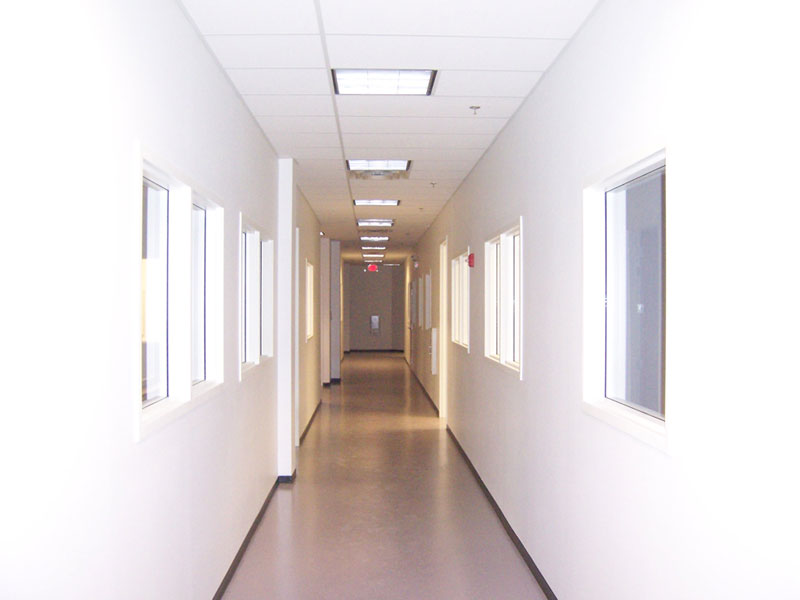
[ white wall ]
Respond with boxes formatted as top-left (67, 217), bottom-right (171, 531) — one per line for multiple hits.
top-left (1, 1), bottom-right (281, 598)
top-left (409, 0), bottom-right (800, 598)
top-left (296, 193), bottom-right (321, 437)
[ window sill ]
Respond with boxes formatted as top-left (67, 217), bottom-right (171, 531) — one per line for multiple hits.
top-left (452, 340), bottom-right (470, 353)
top-left (581, 395), bottom-right (667, 452)
top-left (484, 354), bottom-right (521, 379)
top-left (138, 380), bottom-right (222, 442)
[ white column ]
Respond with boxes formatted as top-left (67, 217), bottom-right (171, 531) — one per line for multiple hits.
top-left (320, 238), bottom-right (331, 384)
top-left (330, 241), bottom-right (342, 380)
top-left (276, 158), bottom-right (297, 477)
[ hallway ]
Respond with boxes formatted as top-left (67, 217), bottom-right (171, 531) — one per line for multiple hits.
top-left (222, 353), bottom-right (547, 600)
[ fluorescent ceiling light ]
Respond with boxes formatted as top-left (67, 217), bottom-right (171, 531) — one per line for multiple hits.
top-left (347, 160), bottom-right (409, 172)
top-left (384, 264), bottom-right (401, 266)
top-left (365, 259), bottom-right (383, 263)
top-left (354, 199), bottom-right (400, 206)
top-left (362, 254), bottom-right (385, 258)
top-left (358, 219), bottom-right (394, 228)
top-left (361, 246), bottom-right (386, 251)
top-left (361, 236), bottom-right (389, 242)
top-left (333, 69), bottom-right (436, 96)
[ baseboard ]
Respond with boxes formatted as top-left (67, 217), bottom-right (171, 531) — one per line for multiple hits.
top-left (330, 377), bottom-right (341, 383)
top-left (347, 348), bottom-right (404, 353)
top-left (213, 478), bottom-right (280, 600)
top-left (446, 426), bottom-right (558, 600)
top-left (299, 400), bottom-right (322, 445)
top-left (277, 469), bottom-right (296, 484)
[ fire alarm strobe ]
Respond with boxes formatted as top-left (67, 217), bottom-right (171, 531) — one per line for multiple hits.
top-left (368, 263), bottom-right (378, 272)
top-left (468, 253), bottom-right (475, 267)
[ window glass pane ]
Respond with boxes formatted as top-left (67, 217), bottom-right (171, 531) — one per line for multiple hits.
top-left (142, 179), bottom-right (169, 405)
top-left (241, 231), bottom-right (247, 363)
top-left (605, 166), bottom-right (665, 418)
top-left (513, 234), bottom-right (520, 363)
top-left (495, 242), bottom-right (501, 356)
top-left (191, 204), bottom-right (206, 384)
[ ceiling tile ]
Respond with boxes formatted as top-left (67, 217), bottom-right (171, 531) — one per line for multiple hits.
top-left (256, 115), bottom-right (338, 133)
top-left (207, 35), bottom-right (326, 68)
top-left (244, 94), bottom-right (334, 116)
top-left (287, 147), bottom-right (344, 159)
top-left (342, 133), bottom-right (494, 149)
top-left (319, 0), bottom-right (599, 39)
top-left (180, 0), bottom-right (319, 34)
top-left (435, 70), bottom-right (543, 97)
top-left (228, 69), bottom-right (330, 95)
top-left (267, 132), bottom-right (341, 151)
top-left (346, 147), bottom-right (484, 162)
top-left (336, 95), bottom-right (524, 118)
top-left (326, 35), bottom-right (566, 72)
top-left (339, 116), bottom-right (507, 135)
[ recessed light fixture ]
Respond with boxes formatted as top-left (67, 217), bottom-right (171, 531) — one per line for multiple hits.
top-left (333, 69), bottom-right (436, 96)
top-left (319, 231), bottom-right (325, 236)
top-left (362, 254), bottom-right (385, 259)
top-left (361, 236), bottom-right (389, 242)
top-left (361, 246), bottom-right (386, 251)
top-left (354, 199), bottom-right (400, 206)
top-left (347, 160), bottom-right (409, 172)
top-left (358, 219), bottom-right (394, 228)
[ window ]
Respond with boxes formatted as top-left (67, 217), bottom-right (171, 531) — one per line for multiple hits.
top-left (582, 150), bottom-right (666, 448)
top-left (417, 277), bottom-right (424, 329)
top-left (485, 221), bottom-right (521, 373)
top-left (142, 178), bottom-right (169, 406)
top-left (261, 240), bottom-right (274, 357)
top-left (240, 222), bottom-right (261, 367)
top-left (139, 164), bottom-right (224, 438)
top-left (306, 260), bottom-right (314, 340)
top-left (605, 166), bottom-right (665, 419)
top-left (451, 250), bottom-right (470, 348)
top-left (191, 204), bottom-right (206, 384)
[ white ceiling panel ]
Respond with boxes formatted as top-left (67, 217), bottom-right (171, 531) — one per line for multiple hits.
top-left (319, 0), bottom-right (598, 39)
top-left (282, 147), bottom-right (343, 159)
top-left (256, 115), bottom-right (338, 133)
top-left (181, 0), bottom-right (319, 35)
top-left (339, 116), bottom-right (507, 135)
top-left (346, 147), bottom-right (484, 162)
top-left (229, 69), bottom-right (330, 95)
top-left (178, 0), bottom-right (600, 247)
top-left (342, 133), bottom-right (494, 149)
top-left (244, 95), bottom-right (334, 116)
top-left (206, 35), bottom-right (325, 69)
top-left (435, 70), bottom-right (543, 97)
top-left (326, 35), bottom-right (566, 72)
top-left (336, 95), bottom-right (524, 119)
top-left (267, 132), bottom-right (342, 151)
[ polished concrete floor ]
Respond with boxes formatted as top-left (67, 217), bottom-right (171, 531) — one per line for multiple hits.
top-left (223, 352), bottom-right (547, 600)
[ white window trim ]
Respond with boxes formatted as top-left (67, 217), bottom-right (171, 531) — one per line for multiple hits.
top-left (305, 259), bottom-right (314, 341)
top-left (261, 239), bottom-right (275, 357)
top-left (582, 149), bottom-right (667, 451)
top-left (451, 248), bottom-right (470, 351)
top-left (240, 216), bottom-right (262, 375)
top-left (484, 219), bottom-right (522, 378)
top-left (138, 157), bottom-right (225, 441)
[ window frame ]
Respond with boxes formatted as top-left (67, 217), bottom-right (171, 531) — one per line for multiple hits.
top-left (240, 217), bottom-right (262, 372)
top-left (305, 259), bottom-right (314, 341)
top-left (138, 159), bottom-right (225, 440)
top-left (582, 149), bottom-right (667, 450)
top-left (484, 219), bottom-right (522, 376)
top-left (451, 249), bottom-right (470, 350)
